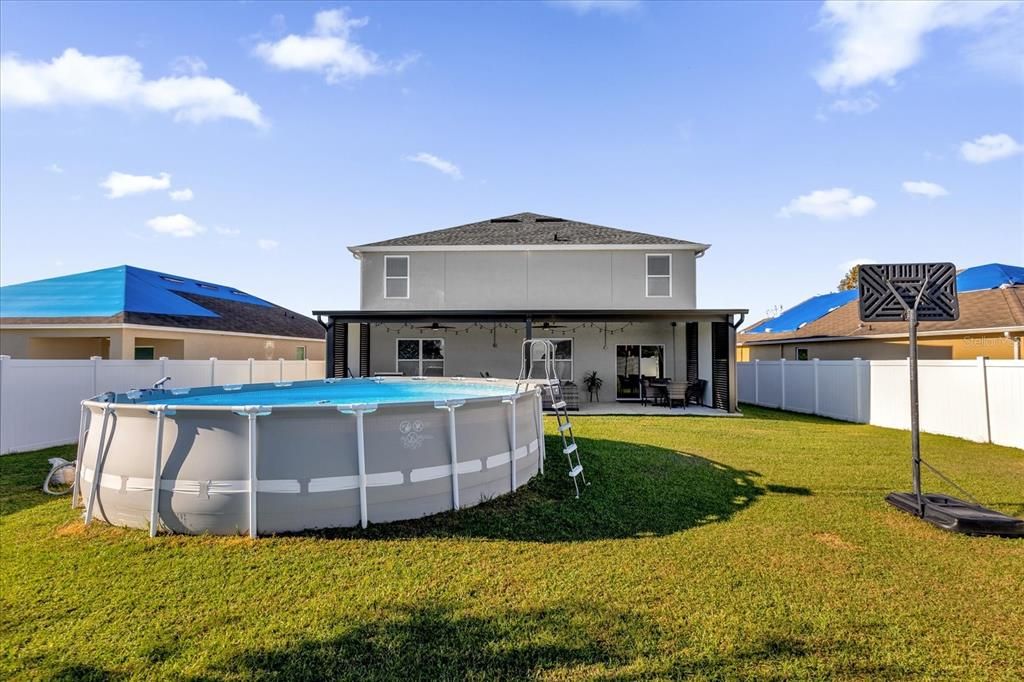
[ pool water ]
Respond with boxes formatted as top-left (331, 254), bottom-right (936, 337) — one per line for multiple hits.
top-left (141, 379), bottom-right (517, 407)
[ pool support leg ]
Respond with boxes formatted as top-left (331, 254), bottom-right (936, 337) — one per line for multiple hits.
top-left (504, 395), bottom-right (518, 492)
top-left (71, 404), bottom-right (88, 509)
top-left (355, 410), bottom-right (368, 528)
top-left (338, 404), bottom-right (378, 529)
top-left (248, 410), bottom-right (258, 538)
top-left (84, 404), bottom-right (113, 526)
top-left (149, 407), bottom-right (166, 537)
top-left (435, 400), bottom-right (465, 511)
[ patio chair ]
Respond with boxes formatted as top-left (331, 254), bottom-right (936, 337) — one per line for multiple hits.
top-left (684, 379), bottom-right (707, 407)
top-left (665, 380), bottom-right (688, 408)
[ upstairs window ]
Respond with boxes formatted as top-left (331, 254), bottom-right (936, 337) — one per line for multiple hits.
top-left (646, 254), bottom-right (672, 297)
top-left (384, 255), bottom-right (410, 299)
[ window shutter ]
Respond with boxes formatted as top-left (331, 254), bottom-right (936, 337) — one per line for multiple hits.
top-left (711, 322), bottom-right (729, 411)
top-left (685, 322), bottom-right (698, 383)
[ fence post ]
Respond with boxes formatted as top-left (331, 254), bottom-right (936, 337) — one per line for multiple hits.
top-left (812, 358), bottom-right (820, 415)
top-left (279, 358), bottom-right (285, 382)
top-left (305, 357), bottom-right (310, 380)
top-left (210, 358), bottom-right (217, 386)
top-left (853, 358), bottom-right (864, 423)
top-left (754, 359), bottom-right (760, 405)
top-left (159, 357), bottom-right (168, 382)
top-left (91, 356), bottom-right (102, 395)
top-left (978, 356), bottom-right (991, 443)
top-left (248, 358), bottom-right (255, 384)
top-left (780, 359), bottom-right (787, 410)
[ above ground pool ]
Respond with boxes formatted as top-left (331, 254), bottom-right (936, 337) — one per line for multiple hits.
top-left (73, 377), bottom-right (545, 537)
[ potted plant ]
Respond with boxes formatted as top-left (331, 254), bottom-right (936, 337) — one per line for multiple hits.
top-left (583, 370), bottom-right (603, 402)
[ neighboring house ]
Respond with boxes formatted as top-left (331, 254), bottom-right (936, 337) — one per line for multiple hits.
top-left (0, 265), bottom-right (325, 361)
top-left (737, 263), bottom-right (1024, 361)
top-left (313, 212), bottom-right (748, 411)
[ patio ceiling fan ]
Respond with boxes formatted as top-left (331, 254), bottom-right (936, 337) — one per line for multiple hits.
top-left (415, 322), bottom-right (457, 330)
top-left (538, 321), bottom-right (567, 330)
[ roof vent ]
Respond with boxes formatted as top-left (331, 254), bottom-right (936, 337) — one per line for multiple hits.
top-left (490, 218), bottom-right (520, 223)
top-left (552, 232), bottom-right (570, 242)
top-left (160, 276), bottom-right (186, 285)
top-left (196, 282), bottom-right (219, 291)
top-left (535, 218), bottom-right (566, 223)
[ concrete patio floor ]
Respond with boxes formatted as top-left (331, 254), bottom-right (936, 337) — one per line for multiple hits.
top-left (562, 402), bottom-right (741, 417)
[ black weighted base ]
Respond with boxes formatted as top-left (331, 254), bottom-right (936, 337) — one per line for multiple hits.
top-left (886, 492), bottom-right (1024, 538)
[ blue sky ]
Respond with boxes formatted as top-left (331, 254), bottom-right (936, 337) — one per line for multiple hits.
top-left (1, 0), bottom-right (1022, 321)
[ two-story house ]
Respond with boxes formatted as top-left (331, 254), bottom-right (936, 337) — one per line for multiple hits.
top-left (314, 213), bottom-right (747, 412)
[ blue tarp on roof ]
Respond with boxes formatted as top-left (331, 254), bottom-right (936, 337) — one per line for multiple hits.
top-left (0, 265), bottom-right (273, 319)
top-left (956, 263), bottom-right (1024, 292)
top-left (745, 289), bottom-right (858, 334)
top-left (743, 263), bottom-right (1022, 335)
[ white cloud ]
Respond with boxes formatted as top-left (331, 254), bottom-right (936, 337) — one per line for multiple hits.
top-left (406, 152), bottom-right (462, 180)
top-left (257, 238), bottom-right (279, 250)
top-left (46, 163), bottom-right (64, 174)
top-left (829, 94), bottom-right (879, 114)
top-left (169, 188), bottom-right (194, 201)
top-left (838, 257), bottom-right (878, 273)
top-left (0, 48), bottom-right (265, 127)
top-left (960, 133), bottom-right (1023, 164)
top-left (170, 56), bottom-right (207, 76)
top-left (778, 188), bottom-right (877, 220)
top-left (214, 225), bottom-right (241, 236)
top-left (815, 1), bottom-right (1015, 91)
top-left (254, 9), bottom-right (409, 83)
top-left (146, 214), bottom-right (205, 238)
top-left (101, 171), bottom-right (170, 198)
top-left (902, 180), bottom-right (948, 198)
top-left (550, 1), bottom-right (641, 14)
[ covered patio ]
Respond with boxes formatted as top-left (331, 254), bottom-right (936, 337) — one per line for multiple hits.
top-left (314, 308), bottom-right (747, 413)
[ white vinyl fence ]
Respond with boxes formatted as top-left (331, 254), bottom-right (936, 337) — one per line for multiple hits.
top-left (737, 358), bottom-right (1024, 450)
top-left (0, 356), bottom-right (326, 455)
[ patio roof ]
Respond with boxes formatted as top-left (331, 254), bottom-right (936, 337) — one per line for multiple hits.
top-left (313, 308), bottom-right (748, 325)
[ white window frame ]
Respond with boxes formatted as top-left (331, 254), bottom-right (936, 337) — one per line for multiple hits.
top-left (295, 346), bottom-right (306, 361)
top-left (395, 338), bottom-right (444, 376)
top-left (796, 347), bottom-right (810, 361)
top-left (645, 253), bottom-right (672, 298)
top-left (384, 255), bottom-right (410, 299)
top-left (546, 337), bottom-right (574, 382)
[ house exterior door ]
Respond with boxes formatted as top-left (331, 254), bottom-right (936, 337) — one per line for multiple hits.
top-left (615, 344), bottom-right (665, 400)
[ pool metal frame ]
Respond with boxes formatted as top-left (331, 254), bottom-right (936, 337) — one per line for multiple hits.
top-left (71, 377), bottom-right (546, 537)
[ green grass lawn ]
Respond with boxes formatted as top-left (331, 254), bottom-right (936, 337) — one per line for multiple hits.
top-left (2, 406), bottom-right (1022, 680)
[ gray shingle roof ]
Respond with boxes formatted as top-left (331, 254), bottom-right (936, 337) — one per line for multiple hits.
top-left (354, 212), bottom-right (702, 248)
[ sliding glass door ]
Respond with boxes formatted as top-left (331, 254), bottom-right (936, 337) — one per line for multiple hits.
top-left (615, 344), bottom-right (665, 400)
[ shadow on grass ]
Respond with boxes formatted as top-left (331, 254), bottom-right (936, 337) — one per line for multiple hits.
top-left (201, 603), bottom-right (657, 681)
top-left (738, 404), bottom-right (863, 426)
top-left (165, 604), bottom-right (909, 681)
top-left (305, 436), bottom-right (766, 543)
top-left (0, 444), bottom-right (77, 518)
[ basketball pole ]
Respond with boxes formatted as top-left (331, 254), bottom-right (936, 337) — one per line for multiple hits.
top-left (908, 306), bottom-right (922, 516)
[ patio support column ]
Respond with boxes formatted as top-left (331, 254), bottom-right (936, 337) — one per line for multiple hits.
top-left (727, 321), bottom-right (739, 413)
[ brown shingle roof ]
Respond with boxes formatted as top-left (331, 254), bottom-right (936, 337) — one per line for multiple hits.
top-left (354, 212), bottom-right (704, 248)
top-left (739, 287), bottom-right (1024, 345)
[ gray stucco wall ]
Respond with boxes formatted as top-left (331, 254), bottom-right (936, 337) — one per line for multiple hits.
top-left (359, 249), bottom-right (698, 311)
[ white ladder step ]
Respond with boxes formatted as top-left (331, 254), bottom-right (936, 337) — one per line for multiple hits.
top-left (551, 401), bottom-right (566, 410)
top-left (558, 421), bottom-right (573, 433)
top-left (563, 443), bottom-right (577, 455)
top-left (569, 464), bottom-right (584, 478)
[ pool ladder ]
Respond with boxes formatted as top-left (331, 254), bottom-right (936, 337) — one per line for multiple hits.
top-left (517, 339), bottom-right (588, 498)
